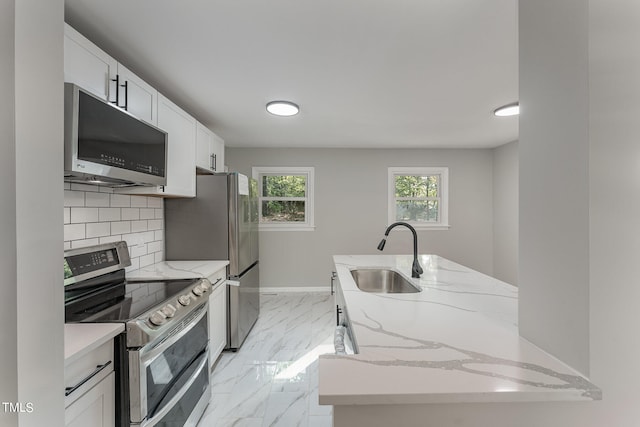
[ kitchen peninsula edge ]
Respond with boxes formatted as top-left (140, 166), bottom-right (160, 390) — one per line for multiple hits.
top-left (319, 255), bottom-right (600, 426)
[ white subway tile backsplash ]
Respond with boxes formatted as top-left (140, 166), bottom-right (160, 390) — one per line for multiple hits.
top-left (140, 254), bottom-right (155, 268)
top-left (64, 190), bottom-right (84, 207)
top-left (122, 208), bottom-right (140, 221)
top-left (99, 208), bottom-right (121, 222)
top-left (86, 222), bottom-right (110, 238)
top-left (131, 220), bottom-right (148, 233)
top-left (110, 194), bottom-right (131, 207)
top-left (111, 221), bottom-right (132, 235)
top-left (147, 240), bottom-right (163, 253)
top-left (148, 219), bottom-right (163, 231)
top-left (122, 232), bottom-right (145, 247)
top-left (140, 208), bottom-right (155, 220)
top-left (85, 192), bottom-right (110, 207)
top-left (65, 189), bottom-right (164, 274)
top-left (71, 238), bottom-right (100, 249)
top-left (99, 235), bottom-right (123, 244)
top-left (141, 231), bottom-right (155, 243)
top-left (130, 196), bottom-right (147, 208)
top-left (147, 197), bottom-right (162, 208)
top-left (129, 244), bottom-right (148, 258)
top-left (64, 224), bottom-right (85, 241)
top-left (70, 207), bottom-right (99, 223)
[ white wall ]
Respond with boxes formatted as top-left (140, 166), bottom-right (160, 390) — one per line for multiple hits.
top-left (1, 0), bottom-right (65, 426)
top-left (492, 141), bottom-right (518, 285)
top-left (0, 1), bottom-right (18, 424)
top-left (519, 0), bottom-right (590, 375)
top-left (63, 184), bottom-right (165, 271)
top-left (227, 147), bottom-right (494, 288)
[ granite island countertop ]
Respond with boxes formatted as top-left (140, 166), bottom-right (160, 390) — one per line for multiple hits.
top-left (319, 254), bottom-right (601, 406)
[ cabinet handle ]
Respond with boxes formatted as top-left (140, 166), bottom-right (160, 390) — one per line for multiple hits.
top-left (210, 154), bottom-right (214, 170)
top-left (213, 154), bottom-right (217, 171)
top-left (64, 361), bottom-right (112, 397)
top-left (122, 80), bottom-right (128, 111)
top-left (336, 305), bottom-right (342, 326)
top-left (330, 271), bottom-right (337, 295)
top-left (110, 75), bottom-right (120, 106)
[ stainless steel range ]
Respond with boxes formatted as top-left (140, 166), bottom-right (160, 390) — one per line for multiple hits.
top-left (64, 241), bottom-right (211, 427)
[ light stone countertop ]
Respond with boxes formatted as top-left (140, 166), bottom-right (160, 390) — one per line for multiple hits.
top-left (64, 323), bottom-right (124, 367)
top-left (319, 254), bottom-right (601, 405)
top-left (126, 260), bottom-right (229, 281)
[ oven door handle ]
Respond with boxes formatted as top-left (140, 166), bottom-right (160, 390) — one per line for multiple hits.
top-left (141, 302), bottom-right (208, 368)
top-left (140, 349), bottom-right (209, 427)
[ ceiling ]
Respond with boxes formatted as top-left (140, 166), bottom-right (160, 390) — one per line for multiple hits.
top-left (64, 0), bottom-right (518, 149)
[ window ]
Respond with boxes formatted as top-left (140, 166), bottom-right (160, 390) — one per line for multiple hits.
top-left (252, 167), bottom-right (315, 231)
top-left (388, 167), bottom-right (449, 229)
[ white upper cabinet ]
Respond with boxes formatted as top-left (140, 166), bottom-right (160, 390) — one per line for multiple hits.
top-left (117, 94), bottom-right (197, 197)
top-left (116, 63), bottom-right (158, 125)
top-left (195, 122), bottom-right (225, 173)
top-left (64, 24), bottom-right (117, 101)
top-left (64, 23), bottom-right (157, 125)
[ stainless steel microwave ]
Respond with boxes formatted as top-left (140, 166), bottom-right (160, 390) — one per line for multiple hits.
top-left (64, 83), bottom-right (167, 187)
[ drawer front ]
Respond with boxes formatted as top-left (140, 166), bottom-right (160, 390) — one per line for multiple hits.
top-left (65, 340), bottom-right (114, 407)
top-left (207, 268), bottom-right (226, 290)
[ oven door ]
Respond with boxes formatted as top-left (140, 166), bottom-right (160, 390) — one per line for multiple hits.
top-left (129, 302), bottom-right (209, 425)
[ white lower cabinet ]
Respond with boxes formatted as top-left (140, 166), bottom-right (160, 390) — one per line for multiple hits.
top-left (64, 339), bottom-right (115, 427)
top-left (208, 268), bottom-right (227, 370)
top-left (65, 371), bottom-right (115, 427)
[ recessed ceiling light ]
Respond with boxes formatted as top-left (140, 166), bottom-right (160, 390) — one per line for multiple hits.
top-left (266, 101), bottom-right (299, 117)
top-left (494, 102), bottom-right (519, 117)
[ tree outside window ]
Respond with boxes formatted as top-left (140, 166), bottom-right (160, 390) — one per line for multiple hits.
top-left (252, 167), bottom-right (315, 231)
top-left (388, 167), bottom-right (449, 229)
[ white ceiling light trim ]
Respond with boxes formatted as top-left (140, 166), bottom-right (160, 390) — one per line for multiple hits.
top-left (494, 102), bottom-right (519, 117)
top-left (266, 101), bottom-right (299, 117)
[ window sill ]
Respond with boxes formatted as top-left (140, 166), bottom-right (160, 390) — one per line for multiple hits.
top-left (258, 225), bottom-right (316, 232)
top-left (388, 224), bottom-right (451, 231)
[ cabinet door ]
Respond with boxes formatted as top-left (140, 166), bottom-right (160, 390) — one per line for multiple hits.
top-left (64, 23), bottom-right (117, 101)
top-left (208, 271), bottom-right (227, 369)
top-left (117, 63), bottom-right (158, 125)
top-left (195, 122), bottom-right (214, 172)
top-left (211, 132), bottom-right (225, 172)
top-left (158, 94), bottom-right (196, 197)
top-left (65, 371), bottom-right (115, 427)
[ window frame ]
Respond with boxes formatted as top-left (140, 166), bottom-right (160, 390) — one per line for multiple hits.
top-left (387, 167), bottom-right (450, 230)
top-left (252, 166), bottom-right (315, 231)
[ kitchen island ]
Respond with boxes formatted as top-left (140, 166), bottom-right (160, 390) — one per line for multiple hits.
top-left (319, 255), bottom-right (600, 427)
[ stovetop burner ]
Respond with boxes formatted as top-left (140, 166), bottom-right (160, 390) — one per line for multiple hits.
top-left (67, 278), bottom-right (200, 323)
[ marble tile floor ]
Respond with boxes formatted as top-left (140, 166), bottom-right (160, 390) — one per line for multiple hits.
top-left (197, 292), bottom-right (336, 427)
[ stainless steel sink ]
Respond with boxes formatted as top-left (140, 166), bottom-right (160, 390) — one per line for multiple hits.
top-left (350, 269), bottom-right (421, 293)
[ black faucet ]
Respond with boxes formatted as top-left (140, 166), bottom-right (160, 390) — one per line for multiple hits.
top-left (377, 222), bottom-right (424, 278)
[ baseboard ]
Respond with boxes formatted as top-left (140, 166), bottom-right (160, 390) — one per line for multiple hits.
top-left (259, 286), bottom-right (331, 294)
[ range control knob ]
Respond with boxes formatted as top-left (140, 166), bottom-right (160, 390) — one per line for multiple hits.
top-left (192, 285), bottom-right (204, 297)
top-left (200, 280), bottom-right (212, 292)
top-left (161, 304), bottom-right (176, 318)
top-left (178, 294), bottom-right (191, 306)
top-left (148, 311), bottom-right (167, 326)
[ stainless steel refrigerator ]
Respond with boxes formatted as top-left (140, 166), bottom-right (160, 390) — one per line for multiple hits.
top-left (165, 173), bottom-right (259, 350)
